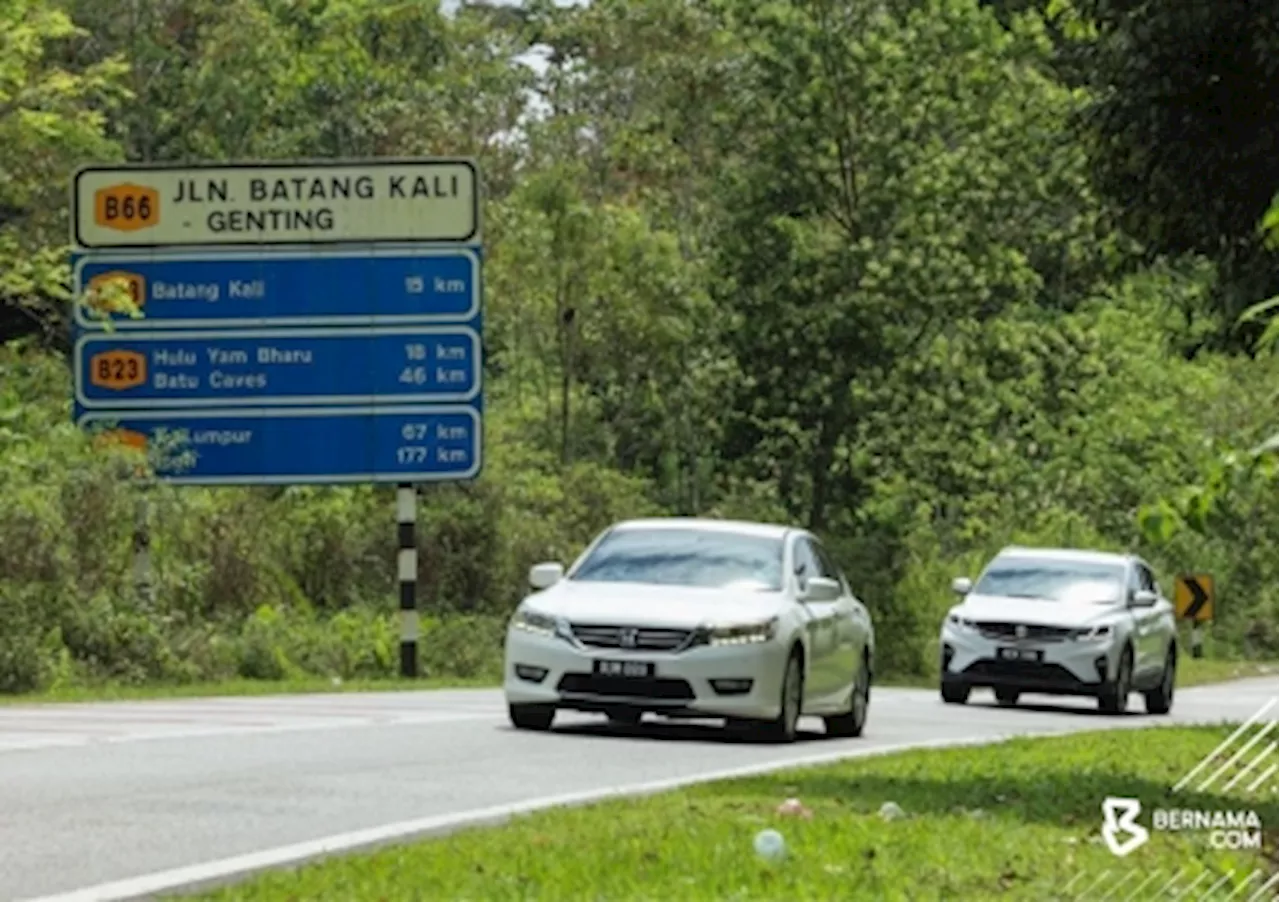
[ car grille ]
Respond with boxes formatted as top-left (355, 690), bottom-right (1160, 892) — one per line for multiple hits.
top-left (569, 624), bottom-right (696, 652)
top-left (962, 659), bottom-right (1091, 688)
top-left (974, 621), bottom-right (1073, 643)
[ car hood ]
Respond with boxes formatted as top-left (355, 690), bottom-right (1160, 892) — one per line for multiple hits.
top-left (955, 594), bottom-right (1123, 628)
top-left (522, 580), bottom-right (787, 629)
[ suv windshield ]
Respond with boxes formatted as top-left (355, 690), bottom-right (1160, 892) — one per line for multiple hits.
top-left (569, 528), bottom-right (784, 591)
top-left (973, 557), bottom-right (1126, 603)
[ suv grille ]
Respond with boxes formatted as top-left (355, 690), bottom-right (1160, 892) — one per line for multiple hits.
top-left (974, 621), bottom-right (1073, 643)
top-left (569, 624), bottom-right (695, 652)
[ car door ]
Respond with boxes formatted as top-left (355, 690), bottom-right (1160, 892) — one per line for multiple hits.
top-left (811, 539), bottom-right (861, 695)
top-left (1126, 561), bottom-right (1160, 681)
top-left (791, 536), bottom-right (837, 704)
top-left (1135, 560), bottom-right (1172, 676)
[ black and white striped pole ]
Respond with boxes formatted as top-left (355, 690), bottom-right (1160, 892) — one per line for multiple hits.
top-left (397, 483), bottom-right (419, 678)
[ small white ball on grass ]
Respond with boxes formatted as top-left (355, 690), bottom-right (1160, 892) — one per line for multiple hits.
top-left (753, 828), bottom-right (786, 862)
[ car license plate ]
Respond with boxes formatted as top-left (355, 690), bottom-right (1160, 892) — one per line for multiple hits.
top-left (593, 659), bottom-right (654, 678)
top-left (997, 647), bottom-right (1043, 662)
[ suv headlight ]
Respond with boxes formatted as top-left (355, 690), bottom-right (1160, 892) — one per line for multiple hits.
top-left (1071, 624), bottom-right (1113, 643)
top-left (706, 617), bottom-right (778, 646)
top-left (946, 614), bottom-right (978, 633)
top-left (511, 608), bottom-right (570, 640)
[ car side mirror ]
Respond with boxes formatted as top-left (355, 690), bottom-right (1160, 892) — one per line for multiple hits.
top-left (951, 577), bottom-right (973, 596)
top-left (529, 562), bottom-right (565, 590)
top-left (1131, 589), bottom-right (1157, 607)
top-left (802, 576), bottom-right (841, 603)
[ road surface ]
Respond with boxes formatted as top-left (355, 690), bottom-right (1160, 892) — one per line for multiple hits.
top-left (2, 676), bottom-right (1276, 901)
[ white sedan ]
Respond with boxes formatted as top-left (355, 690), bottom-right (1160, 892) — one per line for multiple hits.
top-left (502, 517), bottom-right (876, 742)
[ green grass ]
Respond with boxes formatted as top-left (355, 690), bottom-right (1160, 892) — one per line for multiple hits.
top-left (180, 725), bottom-right (1279, 901)
top-left (1, 655), bottom-right (1270, 706)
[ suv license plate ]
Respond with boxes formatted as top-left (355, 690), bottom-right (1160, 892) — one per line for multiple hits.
top-left (997, 647), bottom-right (1043, 662)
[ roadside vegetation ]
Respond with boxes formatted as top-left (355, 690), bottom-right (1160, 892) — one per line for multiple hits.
top-left (1, 0), bottom-right (1276, 697)
top-left (181, 724), bottom-right (1280, 901)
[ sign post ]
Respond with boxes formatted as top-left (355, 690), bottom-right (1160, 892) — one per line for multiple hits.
top-left (71, 158), bottom-right (484, 678)
top-left (1174, 573), bottom-right (1215, 659)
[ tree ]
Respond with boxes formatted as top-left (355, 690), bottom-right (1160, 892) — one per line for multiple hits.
top-left (0, 0), bottom-right (126, 345)
top-left (1053, 0), bottom-right (1279, 349)
top-left (710, 0), bottom-right (1109, 530)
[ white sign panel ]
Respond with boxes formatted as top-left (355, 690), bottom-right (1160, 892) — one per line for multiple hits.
top-left (72, 159), bottom-right (480, 249)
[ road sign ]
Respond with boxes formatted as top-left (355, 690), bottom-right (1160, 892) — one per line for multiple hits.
top-left (76, 406), bottom-right (481, 484)
top-left (1174, 573), bottom-right (1215, 622)
top-left (74, 248), bottom-right (480, 329)
top-left (74, 327), bottom-right (480, 410)
top-left (72, 159), bottom-right (479, 249)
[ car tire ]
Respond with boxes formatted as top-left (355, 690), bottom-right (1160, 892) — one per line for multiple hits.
top-left (1098, 646), bottom-right (1133, 715)
top-left (605, 706), bottom-right (643, 727)
top-left (1143, 646), bottom-right (1176, 715)
top-left (941, 681), bottom-right (970, 705)
top-left (994, 687), bottom-right (1020, 707)
top-left (755, 649), bottom-right (804, 743)
top-left (825, 654), bottom-right (870, 738)
top-left (509, 703), bottom-right (556, 731)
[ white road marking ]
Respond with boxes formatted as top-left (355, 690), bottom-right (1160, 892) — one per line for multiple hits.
top-left (0, 699), bottom-right (503, 753)
top-left (15, 729), bottom-right (1069, 902)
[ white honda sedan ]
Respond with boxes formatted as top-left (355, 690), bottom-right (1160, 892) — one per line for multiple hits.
top-left (503, 518), bottom-right (876, 742)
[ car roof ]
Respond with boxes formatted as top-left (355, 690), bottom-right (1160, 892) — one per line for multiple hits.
top-left (993, 546), bottom-right (1133, 567)
top-left (608, 517), bottom-right (794, 540)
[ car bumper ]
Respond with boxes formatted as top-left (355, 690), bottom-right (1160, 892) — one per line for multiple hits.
top-left (503, 628), bottom-right (791, 720)
top-left (940, 627), bottom-right (1118, 696)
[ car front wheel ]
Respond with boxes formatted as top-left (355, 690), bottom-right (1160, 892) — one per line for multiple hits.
top-left (755, 650), bottom-right (804, 743)
top-left (941, 681), bottom-right (970, 705)
top-left (1143, 646), bottom-right (1176, 715)
top-left (1098, 646), bottom-right (1133, 715)
top-left (994, 687), bottom-right (1020, 706)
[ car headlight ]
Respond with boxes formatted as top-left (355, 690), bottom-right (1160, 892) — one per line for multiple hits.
top-left (511, 608), bottom-right (571, 640)
top-left (946, 614), bottom-right (978, 633)
top-left (1071, 624), bottom-right (1113, 642)
top-left (706, 617), bottom-right (778, 646)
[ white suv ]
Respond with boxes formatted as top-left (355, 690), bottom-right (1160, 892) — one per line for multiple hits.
top-left (939, 547), bottom-right (1178, 714)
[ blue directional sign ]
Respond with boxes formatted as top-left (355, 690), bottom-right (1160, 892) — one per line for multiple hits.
top-left (71, 158), bottom-right (485, 486)
top-left (77, 406), bottom-right (481, 485)
top-left (73, 247), bottom-right (479, 329)
top-left (74, 326), bottom-right (479, 410)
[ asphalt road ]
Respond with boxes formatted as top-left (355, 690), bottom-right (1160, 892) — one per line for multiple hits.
top-left (2, 676), bottom-right (1276, 901)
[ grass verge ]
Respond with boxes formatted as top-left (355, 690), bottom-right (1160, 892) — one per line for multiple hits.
top-left (2, 655), bottom-right (1271, 706)
top-left (182, 724), bottom-right (1279, 901)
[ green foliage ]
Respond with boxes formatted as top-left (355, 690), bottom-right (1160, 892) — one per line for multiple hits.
top-left (0, 0), bottom-right (127, 339)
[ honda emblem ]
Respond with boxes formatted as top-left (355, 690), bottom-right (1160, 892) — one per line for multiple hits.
top-left (620, 628), bottom-right (639, 648)
top-left (1015, 625), bottom-right (1028, 639)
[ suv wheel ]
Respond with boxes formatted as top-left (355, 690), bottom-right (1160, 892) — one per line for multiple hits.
top-left (941, 681), bottom-right (970, 705)
top-left (994, 687), bottom-right (1020, 706)
top-left (1143, 647), bottom-right (1176, 715)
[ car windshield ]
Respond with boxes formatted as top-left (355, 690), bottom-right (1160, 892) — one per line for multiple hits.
top-left (973, 558), bottom-right (1126, 603)
top-left (569, 528), bottom-right (784, 591)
